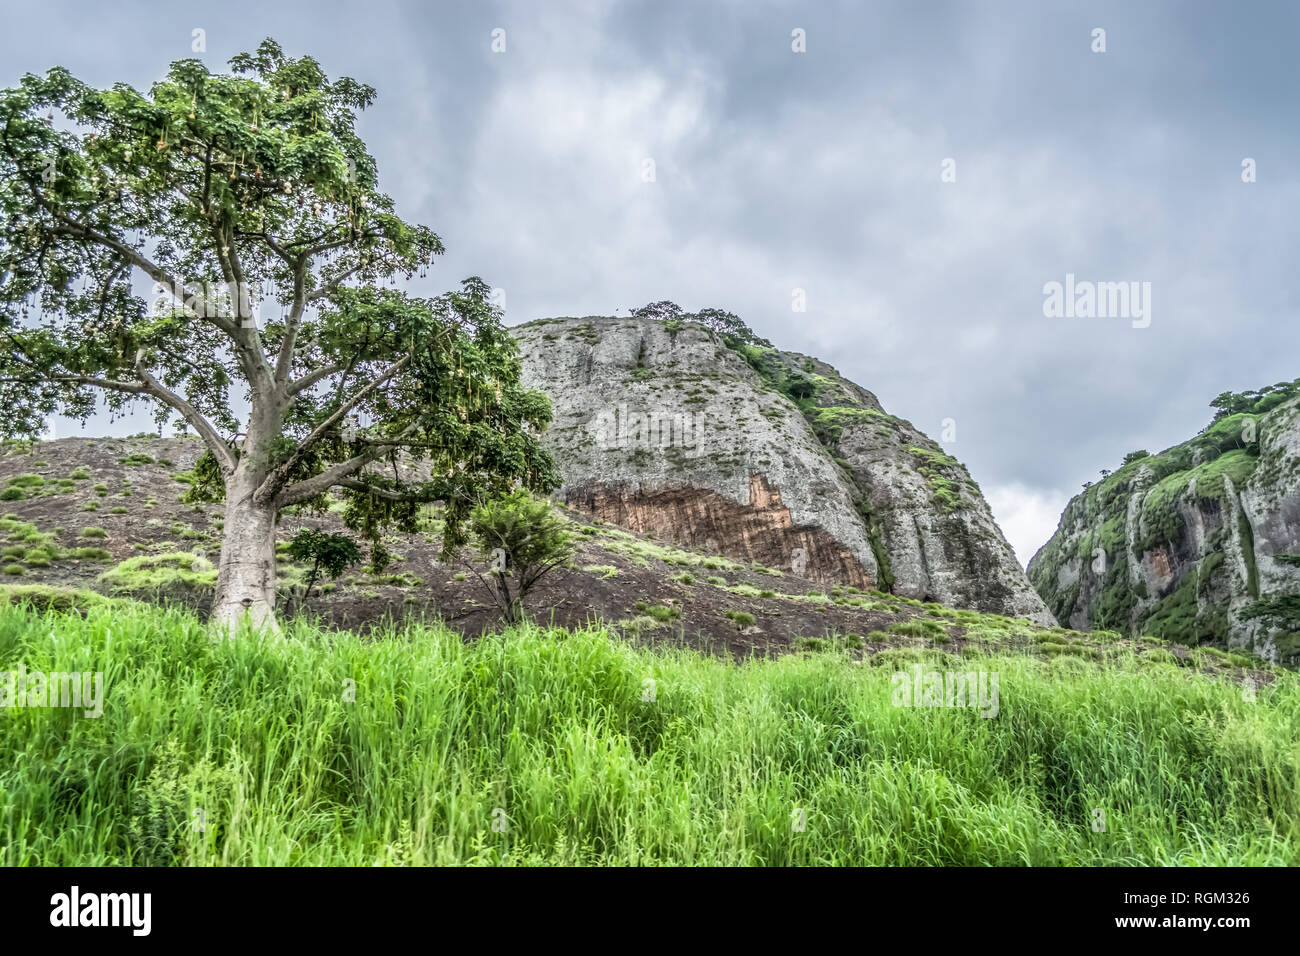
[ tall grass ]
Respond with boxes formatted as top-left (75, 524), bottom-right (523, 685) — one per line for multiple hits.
top-left (0, 600), bottom-right (1296, 865)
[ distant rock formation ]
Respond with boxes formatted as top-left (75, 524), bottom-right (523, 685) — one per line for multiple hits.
top-left (514, 315), bottom-right (1054, 624)
top-left (1028, 385), bottom-right (1300, 664)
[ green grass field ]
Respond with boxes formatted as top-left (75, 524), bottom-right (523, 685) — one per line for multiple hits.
top-left (0, 598), bottom-right (1297, 865)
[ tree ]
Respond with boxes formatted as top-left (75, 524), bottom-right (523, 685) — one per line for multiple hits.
top-left (467, 489), bottom-right (575, 624)
top-left (0, 39), bottom-right (559, 632)
top-left (1209, 390), bottom-right (1257, 423)
top-left (286, 527), bottom-right (360, 602)
top-left (630, 300), bottom-right (772, 347)
top-left (1121, 450), bottom-right (1150, 467)
top-left (629, 300), bottom-right (682, 322)
top-left (690, 306), bottom-right (772, 347)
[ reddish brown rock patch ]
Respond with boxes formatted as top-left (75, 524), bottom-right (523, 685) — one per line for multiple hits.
top-left (564, 473), bottom-right (874, 590)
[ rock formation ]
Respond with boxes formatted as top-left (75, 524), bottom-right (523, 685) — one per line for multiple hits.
top-left (1028, 387), bottom-right (1300, 664)
top-left (514, 315), bottom-right (1054, 624)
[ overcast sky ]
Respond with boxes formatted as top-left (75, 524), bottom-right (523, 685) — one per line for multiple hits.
top-left (5, 0), bottom-right (1297, 566)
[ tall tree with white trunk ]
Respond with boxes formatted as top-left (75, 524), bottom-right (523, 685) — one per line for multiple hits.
top-left (0, 39), bottom-right (559, 632)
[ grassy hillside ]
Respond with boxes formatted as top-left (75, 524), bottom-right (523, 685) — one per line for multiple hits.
top-left (1, 598), bottom-right (1296, 865)
top-left (0, 435), bottom-right (1192, 661)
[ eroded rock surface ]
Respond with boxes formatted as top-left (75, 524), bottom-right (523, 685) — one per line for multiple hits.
top-left (515, 315), bottom-right (1053, 623)
top-left (1028, 393), bottom-right (1300, 663)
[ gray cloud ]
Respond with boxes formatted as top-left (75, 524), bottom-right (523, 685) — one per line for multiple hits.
top-left (6, 0), bottom-right (1297, 563)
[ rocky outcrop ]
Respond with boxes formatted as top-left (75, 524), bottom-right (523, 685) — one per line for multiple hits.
top-left (567, 474), bottom-right (873, 590)
top-left (514, 315), bottom-right (1054, 623)
top-left (1027, 390), bottom-right (1300, 664)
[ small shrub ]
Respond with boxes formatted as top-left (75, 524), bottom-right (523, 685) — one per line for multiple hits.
top-left (0, 488), bottom-right (25, 501)
top-left (635, 601), bottom-right (681, 623)
top-left (725, 610), bottom-right (756, 629)
top-left (65, 547), bottom-right (113, 561)
top-left (0, 584), bottom-right (113, 613)
top-left (287, 529), bottom-right (363, 600)
top-left (1142, 648), bottom-right (1177, 666)
top-left (3, 564), bottom-right (24, 576)
top-left (469, 490), bottom-right (575, 624)
top-left (794, 636), bottom-right (832, 652)
top-left (889, 619), bottom-right (946, 640)
top-left (99, 552), bottom-right (216, 591)
top-left (80, 527), bottom-right (108, 539)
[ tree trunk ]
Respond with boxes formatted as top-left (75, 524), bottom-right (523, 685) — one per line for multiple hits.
top-left (210, 471), bottom-right (279, 634)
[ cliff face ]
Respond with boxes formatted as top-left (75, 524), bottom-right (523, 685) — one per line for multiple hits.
top-left (1027, 391), bottom-right (1300, 664)
top-left (514, 315), bottom-right (1054, 624)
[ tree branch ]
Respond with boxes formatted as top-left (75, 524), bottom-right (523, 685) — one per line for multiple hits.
top-left (287, 361), bottom-right (347, 396)
top-left (274, 256), bottom-right (308, 385)
top-left (46, 374), bottom-right (148, 396)
top-left (45, 213), bottom-right (241, 338)
top-left (132, 350), bottom-right (238, 473)
top-left (336, 476), bottom-right (409, 501)
top-left (257, 354), bottom-right (410, 503)
top-left (272, 421), bottom-right (419, 509)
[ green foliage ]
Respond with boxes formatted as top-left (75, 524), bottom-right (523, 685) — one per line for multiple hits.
top-left (888, 619), bottom-right (947, 640)
top-left (1208, 378), bottom-right (1300, 424)
top-left (0, 582), bottom-right (115, 612)
top-left (1241, 594), bottom-right (1300, 629)
top-left (99, 552), bottom-right (216, 591)
top-left (1121, 450), bottom-right (1150, 466)
top-left (286, 527), bottom-right (361, 599)
top-left (1, 601), bottom-right (1296, 864)
top-left (0, 39), bottom-right (560, 624)
top-left (64, 546), bottom-right (112, 560)
top-left (634, 600), bottom-right (681, 623)
top-left (909, 446), bottom-right (965, 514)
top-left (631, 301), bottom-right (772, 347)
top-left (810, 406), bottom-right (886, 444)
top-left (724, 609), bottom-right (756, 629)
top-left (469, 490), bottom-right (575, 623)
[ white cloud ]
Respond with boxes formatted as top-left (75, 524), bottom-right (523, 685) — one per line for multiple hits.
top-left (985, 482), bottom-right (1072, 569)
